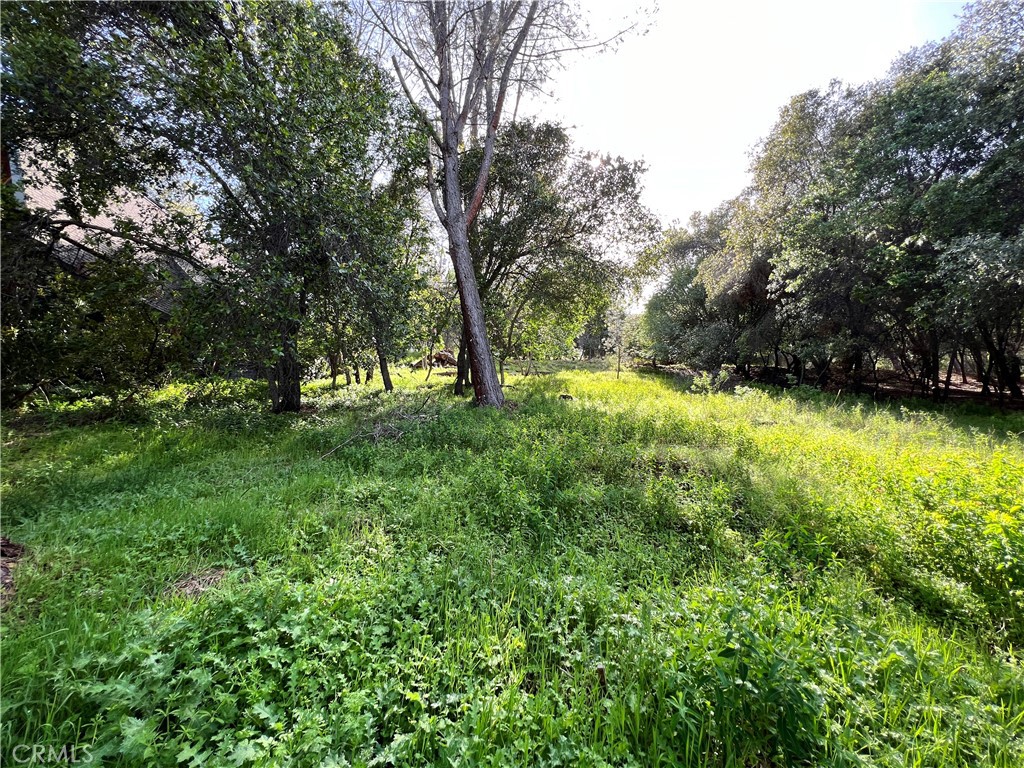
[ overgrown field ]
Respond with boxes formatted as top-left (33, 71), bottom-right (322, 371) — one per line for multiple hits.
top-left (2, 369), bottom-right (1022, 767)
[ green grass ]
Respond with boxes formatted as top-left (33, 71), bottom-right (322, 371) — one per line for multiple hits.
top-left (2, 369), bottom-right (1022, 766)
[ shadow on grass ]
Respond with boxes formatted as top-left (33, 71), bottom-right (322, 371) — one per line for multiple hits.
top-left (3, 376), bottom-right (1019, 645)
top-left (631, 368), bottom-right (1024, 443)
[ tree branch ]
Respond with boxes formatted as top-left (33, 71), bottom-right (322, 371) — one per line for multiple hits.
top-left (466, 1), bottom-right (539, 226)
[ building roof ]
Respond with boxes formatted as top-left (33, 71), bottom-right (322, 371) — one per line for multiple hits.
top-left (10, 149), bottom-right (212, 315)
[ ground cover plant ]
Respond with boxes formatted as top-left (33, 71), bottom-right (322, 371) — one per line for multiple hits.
top-left (1, 368), bottom-right (1022, 767)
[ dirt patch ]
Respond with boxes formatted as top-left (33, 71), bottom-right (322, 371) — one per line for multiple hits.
top-left (169, 567), bottom-right (228, 599)
top-left (1, 537), bottom-right (26, 608)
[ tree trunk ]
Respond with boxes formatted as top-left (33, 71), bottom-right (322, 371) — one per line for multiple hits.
top-left (274, 330), bottom-right (302, 413)
top-left (328, 352), bottom-right (339, 390)
top-left (942, 351), bottom-right (956, 401)
top-left (455, 326), bottom-right (468, 396)
top-left (813, 356), bottom-right (832, 387)
top-left (375, 340), bottom-right (394, 393)
top-left (928, 331), bottom-right (942, 400)
top-left (851, 350), bottom-right (864, 394)
top-left (438, 64), bottom-right (503, 407)
top-left (338, 331), bottom-right (353, 387)
top-left (968, 343), bottom-right (988, 393)
top-left (983, 356), bottom-right (994, 394)
top-left (981, 326), bottom-right (1023, 398)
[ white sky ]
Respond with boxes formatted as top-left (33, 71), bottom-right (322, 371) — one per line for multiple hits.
top-left (528, 0), bottom-right (966, 227)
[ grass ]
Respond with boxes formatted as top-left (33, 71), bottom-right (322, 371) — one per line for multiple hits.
top-left (1, 367), bottom-right (1022, 766)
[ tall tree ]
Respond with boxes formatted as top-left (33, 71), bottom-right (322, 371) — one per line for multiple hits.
top-left (644, 0), bottom-right (1024, 398)
top-left (365, 1), bottom-right (596, 406)
top-left (3, 0), bottom-right (422, 411)
top-left (461, 120), bottom-right (658, 383)
top-left (141, 1), bottom-right (418, 411)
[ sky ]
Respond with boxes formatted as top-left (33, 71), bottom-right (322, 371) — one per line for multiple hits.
top-left (528, 0), bottom-right (967, 228)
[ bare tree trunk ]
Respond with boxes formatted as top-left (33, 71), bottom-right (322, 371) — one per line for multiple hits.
top-left (275, 332), bottom-right (302, 413)
top-left (436, 32), bottom-right (503, 407)
top-left (441, 156), bottom-right (503, 405)
top-left (329, 352), bottom-right (340, 390)
top-left (340, 347), bottom-right (352, 387)
top-left (375, 341), bottom-right (394, 392)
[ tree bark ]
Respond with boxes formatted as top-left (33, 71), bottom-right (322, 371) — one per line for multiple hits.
top-left (942, 350), bottom-right (956, 401)
top-left (375, 339), bottom-right (394, 392)
top-left (981, 326), bottom-right (1023, 398)
top-left (437, 30), bottom-right (504, 407)
top-left (274, 330), bottom-right (302, 413)
top-left (455, 325), bottom-right (468, 395)
top-left (328, 352), bottom-right (339, 390)
top-left (928, 331), bottom-right (942, 400)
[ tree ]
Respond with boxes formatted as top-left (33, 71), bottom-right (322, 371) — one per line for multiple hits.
top-left (647, 0), bottom-right (1023, 399)
top-left (366, 1), bottom-right (597, 406)
top-left (0, 183), bottom-right (176, 408)
top-left (645, 203), bottom-right (773, 374)
top-left (141, 1), bottom-right (420, 411)
top-left (3, 1), bottom-right (423, 412)
top-left (461, 120), bottom-right (658, 384)
top-left (937, 233), bottom-right (1024, 398)
top-left (1, 1), bottom-right (211, 406)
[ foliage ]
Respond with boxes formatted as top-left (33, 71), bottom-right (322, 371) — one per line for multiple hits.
top-left (1, 0), bottom-right (424, 411)
top-left (645, 0), bottom-right (1024, 398)
top-left (462, 120), bottom-right (658, 375)
top-left (0, 186), bottom-right (179, 407)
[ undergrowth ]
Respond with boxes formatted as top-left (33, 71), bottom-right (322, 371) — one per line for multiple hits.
top-left (1, 369), bottom-right (1021, 766)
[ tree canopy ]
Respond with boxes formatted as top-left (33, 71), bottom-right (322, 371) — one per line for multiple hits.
top-left (2, 0), bottom-right (426, 411)
top-left (645, 0), bottom-right (1024, 400)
